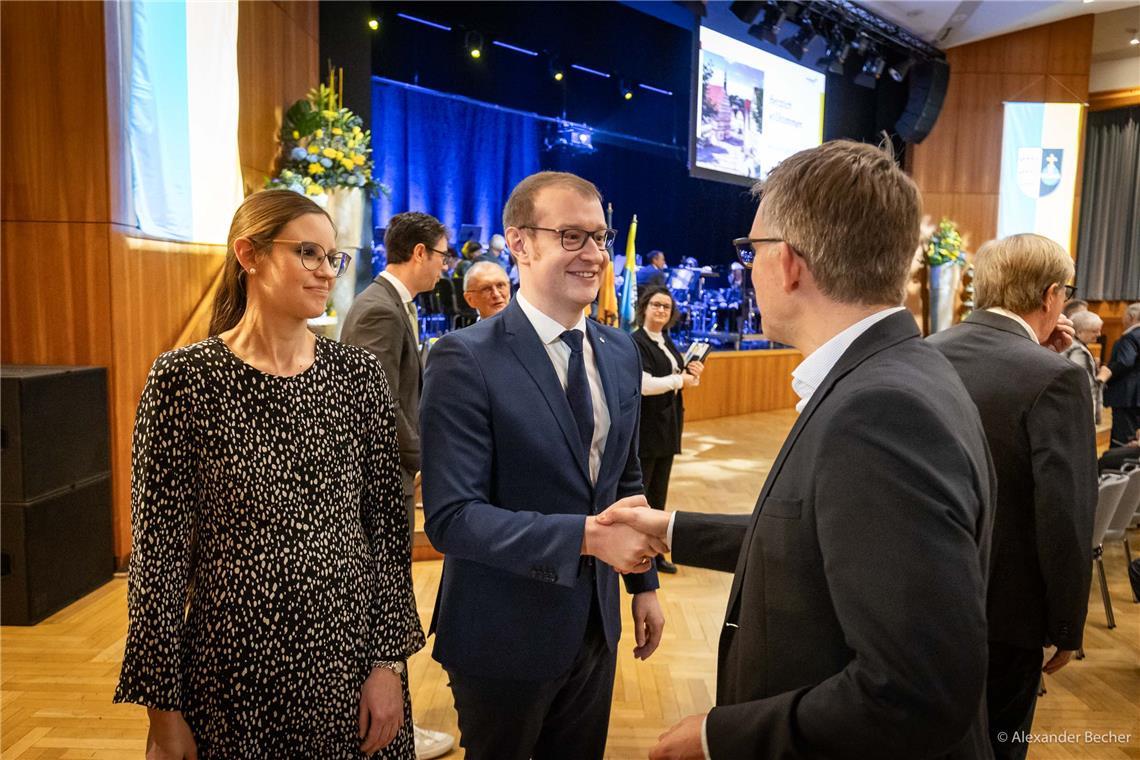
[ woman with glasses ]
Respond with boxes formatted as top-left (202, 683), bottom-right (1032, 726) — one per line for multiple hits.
top-left (115, 190), bottom-right (424, 759)
top-left (632, 285), bottom-right (704, 573)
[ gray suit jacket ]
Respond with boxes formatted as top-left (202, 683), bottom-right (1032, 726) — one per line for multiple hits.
top-left (673, 311), bottom-right (996, 759)
top-left (930, 310), bottom-right (1096, 651)
top-left (341, 276), bottom-right (422, 495)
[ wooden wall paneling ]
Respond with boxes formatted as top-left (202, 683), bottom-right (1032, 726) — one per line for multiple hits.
top-left (955, 74), bottom-right (1006, 196)
top-left (1048, 15), bottom-right (1095, 76)
top-left (683, 350), bottom-right (802, 422)
top-left (1089, 87), bottom-right (1140, 111)
top-left (0, 1), bottom-right (110, 224)
top-left (1000, 72), bottom-right (1048, 104)
top-left (0, 222), bottom-right (114, 367)
top-left (1089, 300), bottom-right (1129, 357)
top-left (999, 24), bottom-right (1052, 75)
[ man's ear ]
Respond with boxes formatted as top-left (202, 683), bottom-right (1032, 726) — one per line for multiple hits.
top-left (777, 242), bottom-right (803, 294)
top-left (411, 242), bottom-right (427, 263)
top-left (505, 227), bottom-right (529, 264)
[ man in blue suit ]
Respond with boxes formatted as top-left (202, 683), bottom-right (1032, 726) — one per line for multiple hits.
top-left (1101, 302), bottom-right (1140, 446)
top-left (420, 171), bottom-right (666, 760)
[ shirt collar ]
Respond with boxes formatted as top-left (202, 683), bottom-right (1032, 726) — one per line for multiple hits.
top-left (791, 307), bottom-right (905, 412)
top-left (516, 291), bottom-right (586, 345)
top-left (985, 307), bottom-right (1038, 342)
top-left (379, 270), bottom-right (414, 304)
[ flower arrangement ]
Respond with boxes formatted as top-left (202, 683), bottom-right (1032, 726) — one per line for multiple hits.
top-left (266, 79), bottom-right (386, 198)
top-left (924, 218), bottom-right (966, 266)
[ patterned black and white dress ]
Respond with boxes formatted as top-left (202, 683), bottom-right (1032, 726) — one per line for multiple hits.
top-left (114, 336), bottom-right (425, 759)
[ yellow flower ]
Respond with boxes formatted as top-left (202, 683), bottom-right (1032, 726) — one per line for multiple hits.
top-left (354, 154), bottom-right (365, 166)
top-left (308, 145), bottom-right (319, 154)
top-left (352, 125), bottom-right (362, 134)
top-left (308, 163), bottom-right (323, 175)
top-left (314, 128), bottom-right (324, 139)
top-left (331, 127), bottom-right (343, 136)
top-left (321, 110), bottom-right (337, 120)
top-left (321, 147), bottom-right (337, 158)
top-left (306, 184), bottom-right (324, 195)
top-left (341, 159), bottom-right (354, 171)
top-left (335, 150), bottom-right (344, 160)
top-left (292, 130), bottom-right (300, 139)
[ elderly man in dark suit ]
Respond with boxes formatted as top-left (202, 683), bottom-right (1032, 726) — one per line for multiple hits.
top-left (929, 233), bottom-right (1096, 760)
top-left (1101, 302), bottom-right (1140, 446)
top-left (600, 140), bottom-right (996, 760)
top-left (421, 171), bottom-right (666, 760)
top-left (341, 211), bottom-right (454, 760)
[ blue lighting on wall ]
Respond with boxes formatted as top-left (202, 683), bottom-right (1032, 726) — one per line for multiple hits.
top-left (491, 40), bottom-right (539, 57)
top-left (570, 63), bottom-right (611, 79)
top-left (396, 13), bottom-right (452, 32)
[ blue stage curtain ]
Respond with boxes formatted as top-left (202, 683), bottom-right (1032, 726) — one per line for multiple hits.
top-left (371, 79), bottom-right (541, 243)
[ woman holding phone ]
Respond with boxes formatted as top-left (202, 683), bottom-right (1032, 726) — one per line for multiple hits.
top-left (632, 285), bottom-right (705, 573)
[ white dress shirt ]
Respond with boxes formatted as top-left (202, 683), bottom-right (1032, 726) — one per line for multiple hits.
top-left (985, 307), bottom-right (1037, 342)
top-left (379, 270), bottom-right (417, 335)
top-left (516, 292), bottom-right (611, 483)
top-left (640, 329), bottom-right (687, 396)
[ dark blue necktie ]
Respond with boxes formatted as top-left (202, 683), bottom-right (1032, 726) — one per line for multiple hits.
top-left (559, 329), bottom-right (594, 458)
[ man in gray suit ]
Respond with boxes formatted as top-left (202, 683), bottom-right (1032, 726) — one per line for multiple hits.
top-left (342, 211), bottom-right (448, 537)
top-left (341, 211), bottom-right (453, 760)
top-left (929, 234), bottom-right (1096, 760)
top-left (599, 140), bottom-right (996, 759)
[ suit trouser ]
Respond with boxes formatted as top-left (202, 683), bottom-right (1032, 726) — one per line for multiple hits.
top-left (987, 642), bottom-right (1042, 760)
top-left (641, 454), bottom-right (675, 512)
top-left (1109, 406), bottom-right (1140, 447)
top-left (445, 596), bottom-right (616, 760)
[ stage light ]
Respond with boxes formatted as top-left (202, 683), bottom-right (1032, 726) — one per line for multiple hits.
top-left (465, 31), bottom-right (483, 59)
top-left (571, 63), bottom-right (611, 79)
top-left (620, 80), bottom-right (634, 100)
top-left (854, 52), bottom-right (886, 89)
top-left (549, 56), bottom-right (565, 82)
top-left (368, 18), bottom-right (379, 31)
top-left (396, 13), bottom-right (451, 32)
top-left (554, 71), bottom-right (564, 81)
top-left (888, 56), bottom-right (914, 82)
top-left (780, 22), bottom-right (815, 61)
top-left (638, 83), bottom-right (674, 96)
top-left (748, 5), bottom-right (785, 45)
top-left (492, 40), bottom-right (538, 57)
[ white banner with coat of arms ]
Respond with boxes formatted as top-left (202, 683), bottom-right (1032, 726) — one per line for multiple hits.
top-left (997, 102), bottom-right (1083, 254)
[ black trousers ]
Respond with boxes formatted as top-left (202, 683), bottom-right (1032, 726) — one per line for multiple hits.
top-left (641, 454), bottom-right (675, 512)
top-left (1109, 406), bottom-right (1140, 447)
top-left (445, 597), bottom-right (616, 760)
top-left (987, 642), bottom-right (1042, 760)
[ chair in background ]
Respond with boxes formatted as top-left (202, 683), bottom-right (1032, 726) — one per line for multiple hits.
top-left (1091, 473), bottom-right (1130, 630)
top-left (1102, 463), bottom-right (1140, 602)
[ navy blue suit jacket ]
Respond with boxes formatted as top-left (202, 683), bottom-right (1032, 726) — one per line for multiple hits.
top-left (420, 299), bottom-right (658, 681)
top-left (1104, 328), bottom-right (1140, 408)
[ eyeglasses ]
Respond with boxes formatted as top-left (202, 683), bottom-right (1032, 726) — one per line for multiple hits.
top-left (1049, 283), bottom-right (1078, 300)
top-left (646, 301), bottom-right (673, 311)
top-left (732, 237), bottom-right (785, 269)
top-left (519, 226), bottom-right (617, 252)
top-left (426, 246), bottom-right (449, 258)
top-left (467, 282), bottom-right (510, 297)
top-left (271, 239), bottom-right (352, 277)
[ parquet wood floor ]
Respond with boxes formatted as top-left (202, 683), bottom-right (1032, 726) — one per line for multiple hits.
top-left (3, 409), bottom-right (1137, 758)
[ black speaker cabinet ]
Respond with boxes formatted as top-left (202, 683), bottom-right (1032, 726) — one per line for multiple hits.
top-left (895, 59), bottom-right (951, 144)
top-left (1, 365), bottom-right (110, 502)
top-left (2, 473), bottom-right (114, 624)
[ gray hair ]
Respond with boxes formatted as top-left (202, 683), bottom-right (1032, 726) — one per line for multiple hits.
top-left (1126, 302), bottom-right (1140, 327)
top-left (1071, 309), bottom-right (1102, 333)
top-left (464, 261), bottom-right (508, 291)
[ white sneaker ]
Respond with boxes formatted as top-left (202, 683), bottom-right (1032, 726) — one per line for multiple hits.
top-left (414, 725), bottom-right (455, 759)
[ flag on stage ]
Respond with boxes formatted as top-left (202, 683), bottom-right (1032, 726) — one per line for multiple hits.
top-left (619, 214), bottom-right (638, 331)
top-left (123, 0), bottom-right (243, 244)
top-left (594, 202), bottom-right (619, 326)
top-left (997, 102), bottom-right (1083, 254)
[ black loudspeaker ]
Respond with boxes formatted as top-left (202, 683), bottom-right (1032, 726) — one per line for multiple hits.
top-left (1, 365), bottom-right (113, 625)
top-left (2, 474), bottom-right (114, 624)
top-left (895, 59), bottom-right (950, 144)
top-left (1, 365), bottom-right (110, 501)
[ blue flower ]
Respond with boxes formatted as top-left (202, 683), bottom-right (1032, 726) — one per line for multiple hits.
top-left (320, 157), bottom-right (333, 168)
top-left (290, 147), bottom-right (308, 161)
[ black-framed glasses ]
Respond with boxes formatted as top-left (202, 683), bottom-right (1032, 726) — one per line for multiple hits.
top-left (271, 239), bottom-right (352, 277)
top-left (519, 226), bottom-right (617, 252)
top-left (426, 246), bottom-right (449, 258)
top-left (646, 300), bottom-right (673, 311)
top-left (732, 237), bottom-right (784, 269)
top-left (1048, 283), bottom-right (1077, 300)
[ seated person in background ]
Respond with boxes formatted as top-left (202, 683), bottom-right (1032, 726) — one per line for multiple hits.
top-left (489, 233), bottom-right (511, 271)
top-left (1100, 428), bottom-right (1140, 473)
top-left (1062, 298), bottom-right (1089, 319)
top-left (632, 285), bottom-right (704, 574)
top-left (636, 250), bottom-right (668, 287)
top-left (1063, 309), bottom-right (1104, 425)
top-left (463, 261), bottom-right (511, 321)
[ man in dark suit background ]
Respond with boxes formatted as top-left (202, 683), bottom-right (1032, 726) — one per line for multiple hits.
top-left (420, 172), bottom-right (666, 760)
top-left (929, 234), bottom-right (1097, 760)
top-left (1101, 302), bottom-right (1140, 446)
top-left (341, 212), bottom-right (455, 760)
top-left (599, 140), bottom-right (996, 760)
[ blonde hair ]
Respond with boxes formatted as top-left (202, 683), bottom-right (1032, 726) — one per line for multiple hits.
top-left (973, 234), bottom-right (1074, 315)
top-left (754, 139), bottom-right (922, 305)
top-left (209, 190), bottom-right (333, 335)
top-left (502, 171), bottom-right (603, 230)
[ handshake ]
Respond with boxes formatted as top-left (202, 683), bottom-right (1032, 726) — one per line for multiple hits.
top-left (581, 495), bottom-right (674, 574)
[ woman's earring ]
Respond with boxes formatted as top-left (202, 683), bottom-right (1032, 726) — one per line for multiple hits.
top-left (249, 267), bottom-right (257, 275)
